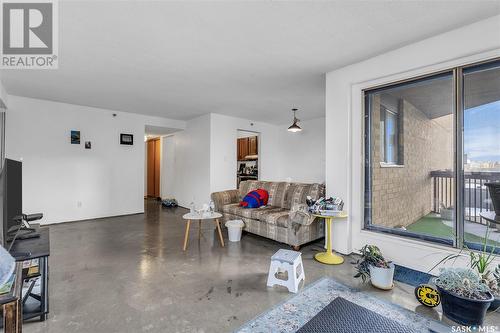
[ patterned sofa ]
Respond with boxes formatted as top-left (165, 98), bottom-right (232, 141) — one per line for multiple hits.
top-left (211, 180), bottom-right (325, 248)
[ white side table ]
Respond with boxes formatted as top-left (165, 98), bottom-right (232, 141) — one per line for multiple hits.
top-left (182, 212), bottom-right (224, 251)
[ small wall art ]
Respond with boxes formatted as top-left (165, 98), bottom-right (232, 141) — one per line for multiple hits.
top-left (85, 141), bottom-right (91, 149)
top-left (120, 133), bottom-right (133, 145)
top-left (71, 130), bottom-right (80, 144)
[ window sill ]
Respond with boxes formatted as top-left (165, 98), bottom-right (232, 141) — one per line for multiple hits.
top-left (379, 162), bottom-right (404, 168)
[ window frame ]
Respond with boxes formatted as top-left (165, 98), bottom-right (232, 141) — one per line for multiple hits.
top-left (362, 57), bottom-right (500, 254)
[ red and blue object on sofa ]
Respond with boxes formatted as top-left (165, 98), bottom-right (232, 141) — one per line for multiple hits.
top-left (240, 189), bottom-right (269, 208)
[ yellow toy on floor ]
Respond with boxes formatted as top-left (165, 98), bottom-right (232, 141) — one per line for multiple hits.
top-left (414, 284), bottom-right (441, 307)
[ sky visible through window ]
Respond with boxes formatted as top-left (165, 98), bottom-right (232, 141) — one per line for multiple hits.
top-left (464, 100), bottom-right (500, 163)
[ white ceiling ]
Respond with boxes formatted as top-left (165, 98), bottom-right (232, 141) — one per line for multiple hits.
top-left (2, 1), bottom-right (500, 124)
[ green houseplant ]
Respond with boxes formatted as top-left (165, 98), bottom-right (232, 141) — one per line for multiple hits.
top-left (431, 225), bottom-right (499, 313)
top-left (485, 264), bottom-right (500, 311)
top-left (352, 245), bottom-right (394, 290)
top-left (434, 268), bottom-right (493, 326)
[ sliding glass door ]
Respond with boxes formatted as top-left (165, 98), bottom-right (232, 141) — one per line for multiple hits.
top-left (364, 58), bottom-right (500, 251)
top-left (462, 61), bottom-right (500, 250)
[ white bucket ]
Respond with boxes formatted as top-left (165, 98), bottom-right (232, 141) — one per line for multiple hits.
top-left (225, 220), bottom-right (245, 242)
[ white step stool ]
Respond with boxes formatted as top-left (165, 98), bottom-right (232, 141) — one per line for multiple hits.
top-left (266, 249), bottom-right (305, 293)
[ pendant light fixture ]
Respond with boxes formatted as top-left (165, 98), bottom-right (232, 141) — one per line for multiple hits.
top-left (287, 108), bottom-right (302, 132)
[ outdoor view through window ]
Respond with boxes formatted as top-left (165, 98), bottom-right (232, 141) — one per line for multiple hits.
top-left (364, 59), bottom-right (500, 251)
top-left (463, 63), bottom-right (500, 248)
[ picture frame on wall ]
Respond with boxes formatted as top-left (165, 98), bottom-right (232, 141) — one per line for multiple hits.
top-left (71, 130), bottom-right (80, 144)
top-left (120, 133), bottom-right (133, 145)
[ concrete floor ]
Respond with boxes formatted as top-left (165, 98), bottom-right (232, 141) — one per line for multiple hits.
top-left (24, 200), bottom-right (499, 333)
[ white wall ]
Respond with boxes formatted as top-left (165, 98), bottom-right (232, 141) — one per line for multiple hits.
top-left (210, 113), bottom-right (325, 193)
top-left (325, 15), bottom-right (500, 271)
top-left (170, 114), bottom-right (211, 208)
top-left (160, 135), bottom-right (176, 199)
top-left (163, 113), bottom-right (325, 208)
top-left (278, 117), bottom-right (325, 184)
top-left (5, 95), bottom-right (185, 224)
top-left (210, 113), bottom-right (282, 193)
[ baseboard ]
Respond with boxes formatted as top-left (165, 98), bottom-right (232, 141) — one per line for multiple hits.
top-left (42, 212), bottom-right (145, 226)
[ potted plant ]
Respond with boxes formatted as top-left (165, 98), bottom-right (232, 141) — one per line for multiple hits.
top-left (352, 245), bottom-right (394, 290)
top-left (485, 264), bottom-right (500, 311)
top-left (432, 226), bottom-right (499, 313)
top-left (468, 235), bottom-right (500, 312)
top-left (434, 268), bottom-right (493, 326)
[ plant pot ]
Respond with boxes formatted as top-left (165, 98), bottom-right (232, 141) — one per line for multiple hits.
top-left (488, 295), bottom-right (500, 311)
top-left (485, 182), bottom-right (500, 216)
top-left (369, 263), bottom-right (394, 290)
top-left (437, 286), bottom-right (493, 326)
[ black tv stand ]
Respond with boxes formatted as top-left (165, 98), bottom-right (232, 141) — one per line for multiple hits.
top-left (7, 227), bottom-right (50, 322)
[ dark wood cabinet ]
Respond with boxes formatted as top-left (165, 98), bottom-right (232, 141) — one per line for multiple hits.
top-left (237, 137), bottom-right (249, 160)
top-left (237, 136), bottom-right (258, 160)
top-left (248, 136), bottom-right (258, 155)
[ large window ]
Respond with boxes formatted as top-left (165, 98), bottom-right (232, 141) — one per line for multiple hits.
top-left (364, 58), bottom-right (500, 251)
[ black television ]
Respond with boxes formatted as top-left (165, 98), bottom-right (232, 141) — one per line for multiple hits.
top-left (1, 158), bottom-right (22, 244)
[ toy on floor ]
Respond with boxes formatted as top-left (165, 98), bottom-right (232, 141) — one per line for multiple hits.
top-left (161, 198), bottom-right (178, 208)
top-left (414, 283), bottom-right (441, 307)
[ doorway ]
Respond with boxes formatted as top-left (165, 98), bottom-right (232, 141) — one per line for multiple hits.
top-left (237, 130), bottom-right (260, 188)
top-left (146, 137), bottom-right (161, 198)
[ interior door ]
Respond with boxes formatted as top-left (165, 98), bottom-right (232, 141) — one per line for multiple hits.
top-left (147, 138), bottom-right (161, 198)
top-left (154, 139), bottom-right (161, 197)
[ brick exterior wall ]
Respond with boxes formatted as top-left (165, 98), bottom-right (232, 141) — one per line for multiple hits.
top-left (370, 95), bottom-right (453, 228)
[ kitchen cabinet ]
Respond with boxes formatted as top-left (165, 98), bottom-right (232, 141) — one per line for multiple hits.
top-left (237, 137), bottom-right (249, 160)
top-left (248, 136), bottom-right (258, 155)
top-left (237, 136), bottom-right (258, 160)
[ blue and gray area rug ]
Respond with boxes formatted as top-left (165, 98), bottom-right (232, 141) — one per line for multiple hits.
top-left (236, 277), bottom-right (449, 333)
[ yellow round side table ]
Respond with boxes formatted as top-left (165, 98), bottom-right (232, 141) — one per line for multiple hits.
top-left (313, 213), bottom-right (347, 265)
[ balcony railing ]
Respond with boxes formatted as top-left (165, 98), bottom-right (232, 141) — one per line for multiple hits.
top-left (431, 170), bottom-right (500, 224)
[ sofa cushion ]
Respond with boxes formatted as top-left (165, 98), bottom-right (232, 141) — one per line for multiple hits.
top-left (260, 182), bottom-right (289, 207)
top-left (284, 183), bottom-right (325, 209)
top-left (222, 203), bottom-right (289, 227)
top-left (222, 203), bottom-right (255, 219)
top-left (258, 209), bottom-right (290, 228)
top-left (249, 206), bottom-right (285, 220)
